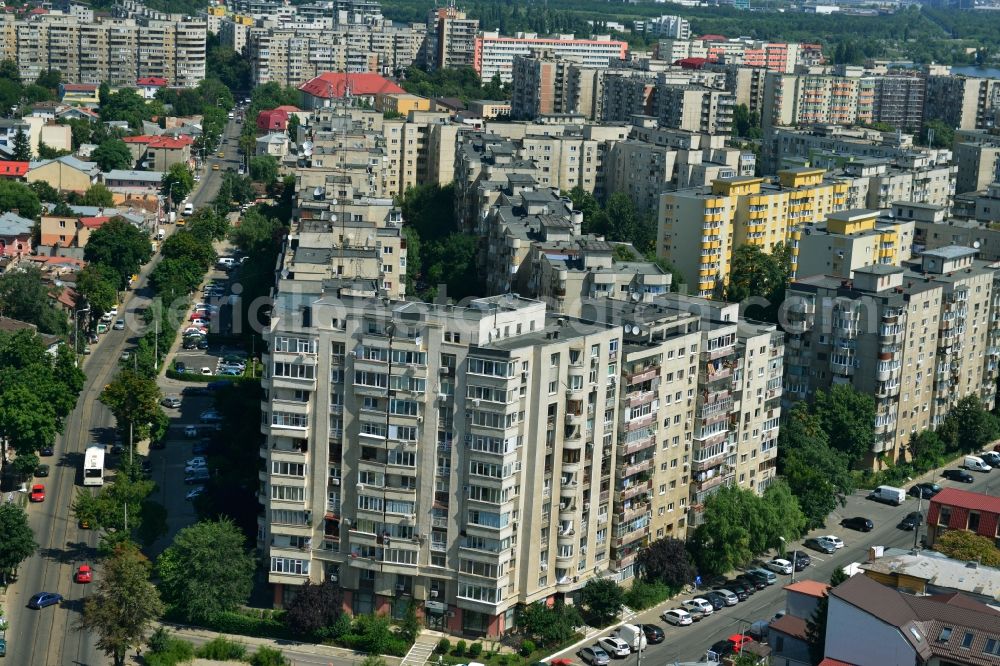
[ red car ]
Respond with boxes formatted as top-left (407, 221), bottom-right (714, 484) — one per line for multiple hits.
top-left (74, 564), bottom-right (93, 584)
top-left (29, 484), bottom-right (45, 502)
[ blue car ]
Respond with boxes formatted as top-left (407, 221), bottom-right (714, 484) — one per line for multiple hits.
top-left (28, 592), bottom-right (62, 609)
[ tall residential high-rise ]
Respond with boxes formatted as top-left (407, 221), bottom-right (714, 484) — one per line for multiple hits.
top-left (4, 9), bottom-right (206, 88)
top-left (784, 247), bottom-right (1000, 468)
top-left (474, 32), bottom-right (627, 83)
top-left (657, 170), bottom-right (848, 297)
top-left (426, 7), bottom-right (479, 71)
top-left (261, 289), bottom-right (623, 634)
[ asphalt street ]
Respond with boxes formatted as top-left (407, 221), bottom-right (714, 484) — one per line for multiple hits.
top-left (550, 467), bottom-right (1000, 665)
top-left (3, 120), bottom-right (239, 666)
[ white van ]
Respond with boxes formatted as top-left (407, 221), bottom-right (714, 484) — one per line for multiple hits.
top-left (155, 228), bottom-right (165, 241)
top-left (614, 624), bottom-right (647, 652)
top-left (869, 485), bottom-right (906, 506)
top-left (182, 203), bottom-right (194, 216)
top-left (964, 455), bottom-right (992, 472)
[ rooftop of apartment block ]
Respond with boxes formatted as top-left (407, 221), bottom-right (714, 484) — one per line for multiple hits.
top-left (860, 547), bottom-right (1000, 602)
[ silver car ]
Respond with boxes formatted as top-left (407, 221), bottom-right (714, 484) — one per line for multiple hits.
top-left (580, 646), bottom-right (611, 665)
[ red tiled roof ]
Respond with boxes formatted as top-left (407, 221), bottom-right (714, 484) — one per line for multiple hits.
top-left (819, 660), bottom-right (858, 666)
top-left (700, 34), bottom-right (726, 41)
top-left (79, 216), bottom-right (110, 228)
top-left (30, 255), bottom-right (86, 268)
top-left (28, 7), bottom-right (47, 14)
top-left (257, 109), bottom-right (289, 131)
top-left (0, 161), bottom-right (29, 177)
top-left (136, 77), bottom-right (168, 86)
top-left (784, 580), bottom-right (831, 598)
top-left (930, 487), bottom-right (1000, 515)
top-left (273, 105), bottom-right (301, 112)
top-left (122, 135), bottom-right (193, 149)
top-left (299, 72), bottom-right (404, 99)
top-left (62, 83), bottom-right (98, 92)
top-left (770, 614), bottom-right (808, 641)
top-left (676, 57), bottom-right (709, 69)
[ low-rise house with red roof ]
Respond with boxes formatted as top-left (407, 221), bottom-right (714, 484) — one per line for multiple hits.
top-left (136, 77), bottom-right (169, 100)
top-left (824, 571), bottom-right (1000, 666)
top-left (39, 211), bottom-right (116, 258)
top-left (122, 135), bottom-right (194, 171)
top-left (0, 211), bottom-right (34, 257)
top-left (298, 72), bottom-right (406, 110)
top-left (257, 109), bottom-right (290, 132)
top-left (927, 487), bottom-right (1000, 547)
top-left (0, 161), bottom-right (29, 180)
top-left (58, 83), bottom-right (101, 106)
top-left (767, 580), bottom-right (831, 666)
top-left (56, 107), bottom-right (99, 123)
top-left (0, 316), bottom-right (63, 355)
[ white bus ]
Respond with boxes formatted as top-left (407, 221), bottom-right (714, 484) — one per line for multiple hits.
top-left (83, 446), bottom-right (105, 486)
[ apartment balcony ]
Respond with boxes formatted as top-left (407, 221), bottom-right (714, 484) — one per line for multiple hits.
top-left (565, 411), bottom-right (584, 427)
top-left (625, 413), bottom-right (656, 432)
top-left (693, 473), bottom-right (726, 493)
top-left (616, 480), bottom-right (651, 503)
top-left (692, 449), bottom-right (727, 472)
top-left (626, 366), bottom-right (659, 385)
top-left (615, 551), bottom-right (638, 570)
top-left (618, 434), bottom-right (656, 457)
top-left (626, 391), bottom-right (656, 409)
top-left (694, 429), bottom-right (728, 447)
top-left (618, 503), bottom-right (650, 524)
top-left (615, 525), bottom-right (649, 548)
top-left (557, 527), bottom-right (576, 544)
top-left (618, 458), bottom-right (652, 479)
top-left (565, 382), bottom-right (586, 400)
top-left (562, 458), bottom-right (583, 475)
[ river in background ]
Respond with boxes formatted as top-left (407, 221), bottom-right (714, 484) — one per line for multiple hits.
top-left (951, 66), bottom-right (1000, 78)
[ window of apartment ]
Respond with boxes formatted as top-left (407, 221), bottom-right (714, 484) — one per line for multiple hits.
top-left (271, 485), bottom-right (305, 502)
top-left (271, 462), bottom-right (305, 477)
top-left (274, 362), bottom-right (315, 379)
top-left (270, 557), bottom-right (309, 575)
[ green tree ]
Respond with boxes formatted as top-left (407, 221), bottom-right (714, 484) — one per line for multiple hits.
top-left (37, 140), bottom-right (71, 159)
top-left (939, 396), bottom-right (999, 454)
top-left (80, 183), bottom-right (115, 208)
top-left (100, 368), bottom-right (161, 441)
top-left (813, 384), bottom-right (876, 466)
top-left (516, 601), bottom-right (584, 647)
top-left (725, 243), bottom-right (791, 312)
top-left (0, 385), bottom-right (58, 455)
top-left (421, 232), bottom-right (483, 301)
top-left (689, 485), bottom-right (760, 576)
top-left (580, 578), bottom-right (624, 625)
top-left (157, 519), bottom-right (255, 623)
top-left (250, 646), bottom-right (290, 666)
top-left (84, 217), bottom-right (152, 290)
top-left (11, 128), bottom-right (31, 161)
top-left (908, 430), bottom-right (947, 471)
top-left (92, 138), bottom-right (134, 172)
top-left (0, 263), bottom-right (67, 333)
top-left (398, 183), bottom-right (456, 241)
top-left (921, 119), bottom-right (954, 149)
top-left (99, 88), bottom-right (162, 128)
top-left (359, 656), bottom-right (387, 666)
top-left (76, 263), bottom-right (119, 318)
top-left (0, 179), bottom-right (42, 219)
top-left (0, 59), bottom-right (22, 84)
top-left (636, 537), bottom-right (694, 588)
top-left (161, 163), bottom-right (194, 206)
top-left (0, 503), bottom-right (36, 581)
top-left (29, 180), bottom-right (61, 204)
top-left (10, 452), bottom-right (39, 482)
top-left (286, 113), bottom-right (300, 141)
top-left (762, 479), bottom-right (808, 546)
top-left (778, 403), bottom-right (855, 528)
top-left (934, 529), bottom-right (1000, 566)
top-left (567, 186), bottom-right (608, 235)
top-left (76, 542), bottom-right (164, 666)
top-left (35, 68), bottom-right (61, 91)
top-left (249, 155), bottom-right (279, 185)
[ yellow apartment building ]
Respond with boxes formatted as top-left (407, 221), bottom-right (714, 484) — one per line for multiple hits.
top-left (796, 209), bottom-right (914, 280)
top-left (657, 167), bottom-right (848, 297)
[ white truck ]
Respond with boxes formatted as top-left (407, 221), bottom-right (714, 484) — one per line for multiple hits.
top-left (614, 623), bottom-right (648, 652)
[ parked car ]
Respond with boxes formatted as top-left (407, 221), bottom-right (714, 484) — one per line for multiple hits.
top-left (748, 568), bottom-right (777, 585)
top-left (185, 486), bottom-right (206, 501)
top-left (714, 584), bottom-right (747, 602)
top-left (184, 425), bottom-right (199, 438)
top-left (34, 464), bottom-right (49, 478)
top-left (804, 537), bottom-right (837, 554)
top-left (200, 410), bottom-right (222, 423)
top-left (819, 535), bottom-right (845, 549)
top-left (701, 591), bottom-right (726, 611)
top-left (74, 564), bottom-right (93, 584)
top-left (661, 609), bottom-right (693, 626)
top-left (192, 439), bottom-right (211, 454)
top-left (161, 395), bottom-right (182, 408)
top-left (720, 579), bottom-right (753, 597)
top-left (789, 551), bottom-right (811, 570)
top-left (841, 516), bottom-right (874, 532)
top-left (736, 573), bottom-right (767, 591)
top-left (174, 361), bottom-right (187, 374)
top-left (29, 484), bottom-right (45, 502)
top-left (943, 469), bottom-right (975, 483)
top-left (766, 558), bottom-right (793, 575)
top-left (597, 637), bottom-right (631, 658)
top-left (39, 445), bottom-right (53, 457)
top-left (682, 598), bottom-right (714, 617)
top-left (27, 592), bottom-right (62, 609)
top-left (898, 512), bottom-right (924, 531)
top-left (113, 318), bottom-right (125, 330)
top-left (982, 451), bottom-right (1000, 467)
top-left (579, 646), bottom-right (611, 665)
top-left (197, 337), bottom-right (209, 350)
top-left (639, 624), bottom-right (665, 644)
